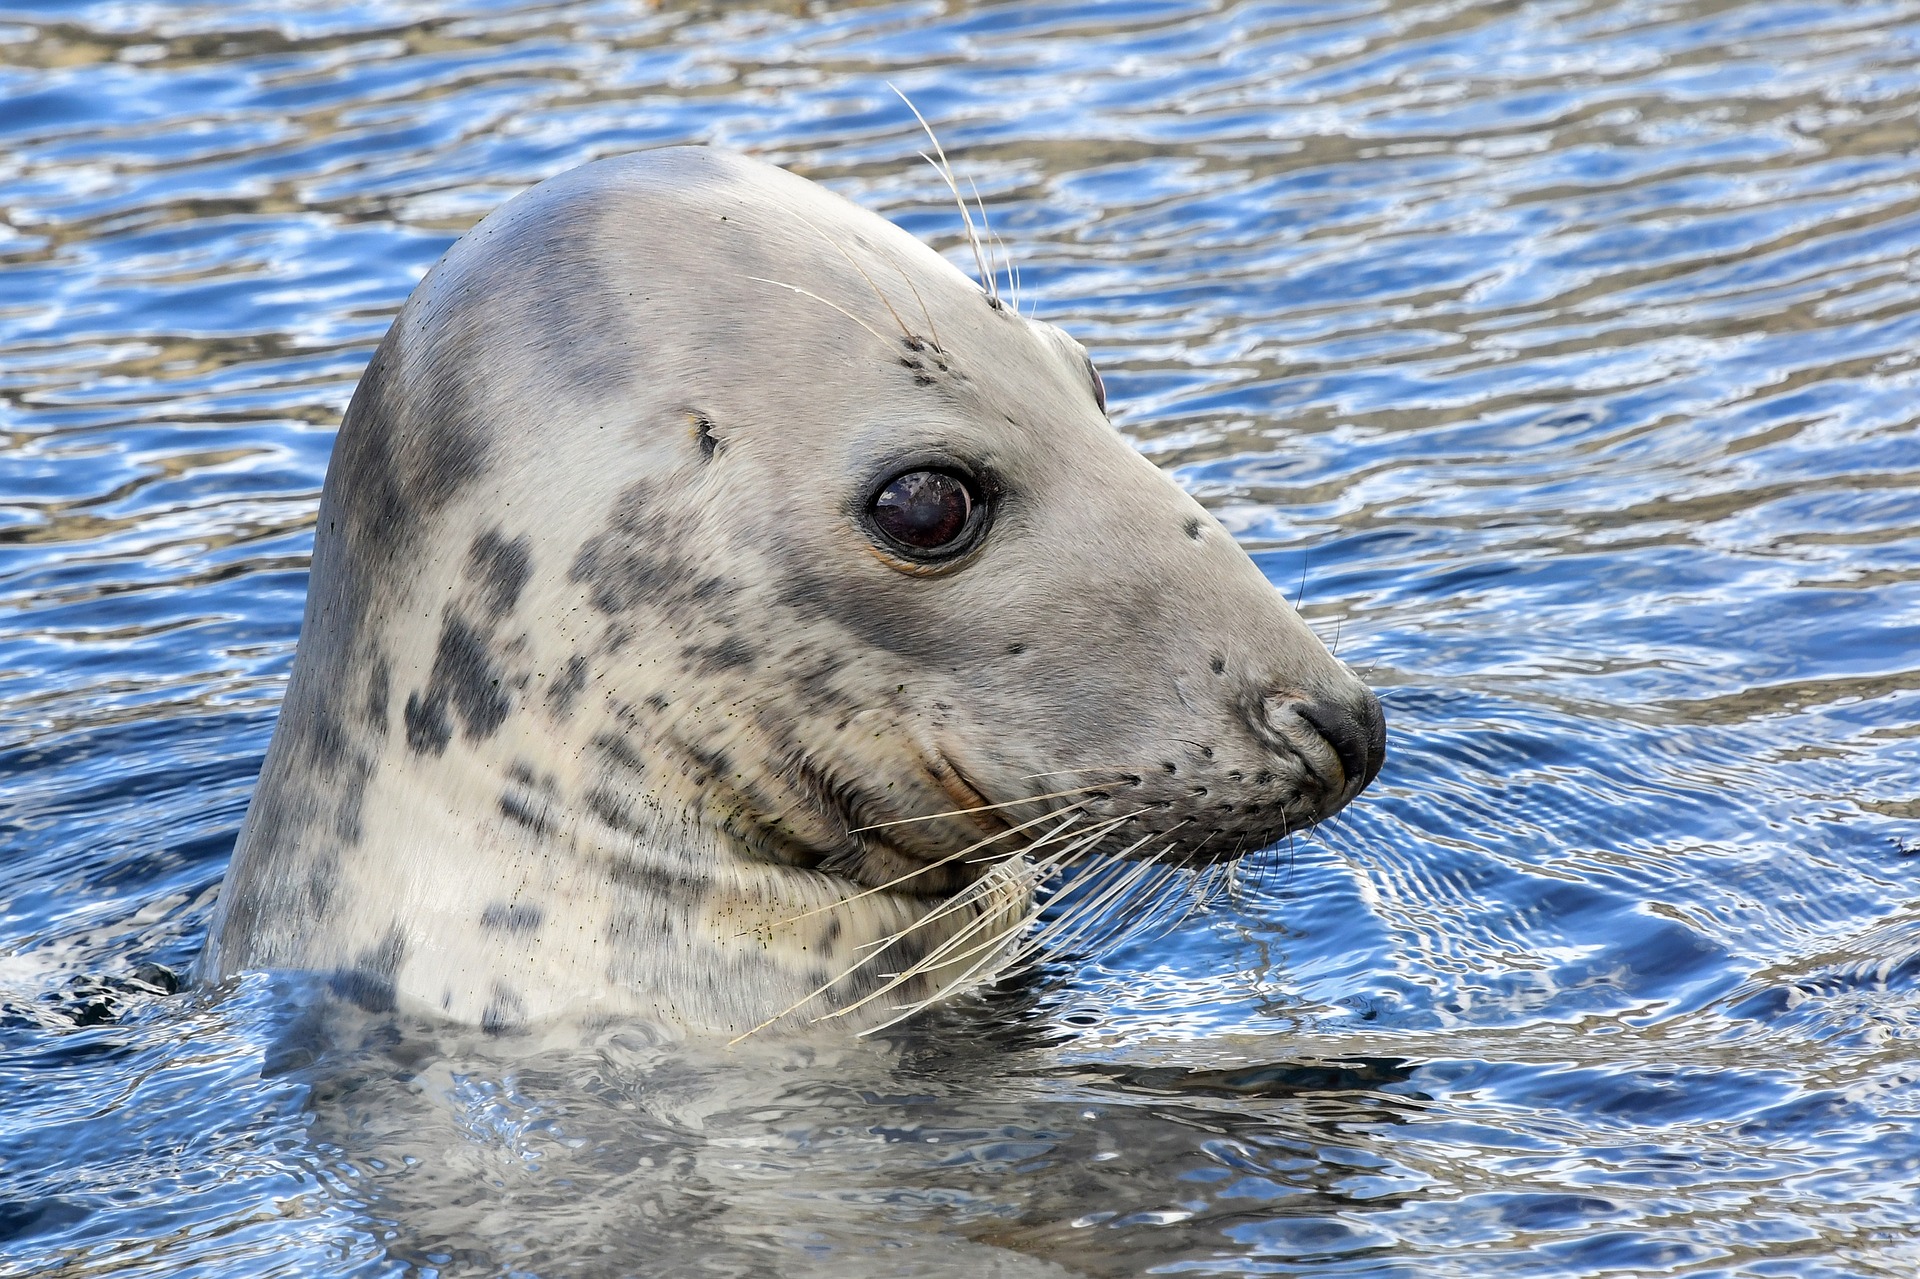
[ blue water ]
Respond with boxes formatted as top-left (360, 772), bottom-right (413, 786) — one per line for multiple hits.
top-left (4, 0), bottom-right (1920, 1273)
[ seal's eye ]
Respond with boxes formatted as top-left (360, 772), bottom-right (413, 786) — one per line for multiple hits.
top-left (869, 470), bottom-right (976, 556)
top-left (1088, 359), bottom-right (1107, 415)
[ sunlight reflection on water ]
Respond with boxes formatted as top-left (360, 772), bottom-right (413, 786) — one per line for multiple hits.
top-left (3, 0), bottom-right (1919, 1274)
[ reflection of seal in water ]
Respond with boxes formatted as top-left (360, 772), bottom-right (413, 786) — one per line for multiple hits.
top-left (199, 146), bottom-right (1385, 1037)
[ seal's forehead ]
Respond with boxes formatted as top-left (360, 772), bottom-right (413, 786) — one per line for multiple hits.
top-left (541, 147), bottom-right (986, 313)
top-left (398, 147), bottom-right (1108, 459)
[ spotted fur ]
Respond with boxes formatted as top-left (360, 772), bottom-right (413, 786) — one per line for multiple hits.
top-left (200, 147), bottom-right (1383, 1036)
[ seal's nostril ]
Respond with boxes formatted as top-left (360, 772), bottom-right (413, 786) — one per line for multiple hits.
top-left (1291, 690), bottom-right (1386, 794)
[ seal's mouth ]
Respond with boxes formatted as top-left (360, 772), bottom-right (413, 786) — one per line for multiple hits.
top-left (841, 751), bottom-right (1028, 894)
top-left (927, 756), bottom-right (1006, 838)
top-left (817, 749), bottom-right (1111, 898)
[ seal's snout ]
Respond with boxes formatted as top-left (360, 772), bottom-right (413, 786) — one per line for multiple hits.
top-left (1255, 685), bottom-right (1386, 810)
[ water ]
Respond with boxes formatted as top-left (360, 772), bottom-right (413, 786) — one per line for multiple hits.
top-left (4, 0), bottom-right (1919, 1273)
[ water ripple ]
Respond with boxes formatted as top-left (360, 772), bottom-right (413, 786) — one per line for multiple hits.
top-left (3, 0), bottom-right (1919, 1274)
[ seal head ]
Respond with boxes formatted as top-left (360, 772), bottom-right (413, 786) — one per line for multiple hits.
top-left (202, 147), bottom-right (1385, 1035)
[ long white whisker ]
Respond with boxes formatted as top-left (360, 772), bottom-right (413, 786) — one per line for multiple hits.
top-left (734, 802), bottom-right (1090, 939)
top-left (849, 781), bottom-right (1114, 832)
top-left (1053, 855), bottom-right (1171, 956)
top-left (747, 277), bottom-right (889, 345)
top-left (1020, 830), bottom-right (1174, 958)
top-left (725, 847), bottom-right (1056, 1047)
top-left (825, 854), bottom-right (1071, 1024)
top-left (866, 812), bottom-right (1134, 949)
top-left (873, 242), bottom-right (942, 350)
top-left (727, 838), bottom-right (1070, 1047)
top-left (965, 171), bottom-right (1010, 304)
top-left (1098, 860), bottom-right (1190, 954)
top-left (845, 845), bottom-right (1100, 1035)
top-left (891, 83), bottom-right (994, 301)
top-left (784, 207), bottom-right (912, 339)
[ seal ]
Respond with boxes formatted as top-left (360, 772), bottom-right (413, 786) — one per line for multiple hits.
top-left (199, 146), bottom-right (1385, 1037)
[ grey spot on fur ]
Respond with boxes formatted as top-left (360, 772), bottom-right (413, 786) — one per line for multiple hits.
top-left (692, 411), bottom-right (718, 460)
top-left (586, 785), bottom-right (645, 836)
top-left (481, 902), bottom-right (544, 933)
top-left (499, 789), bottom-right (554, 834)
top-left (568, 479), bottom-right (732, 631)
top-left (466, 528), bottom-right (533, 618)
top-left (569, 481), bottom-right (669, 615)
top-left (327, 340), bottom-right (492, 587)
top-left (328, 924), bottom-right (407, 1013)
top-left (401, 694), bottom-right (448, 755)
top-left (481, 981), bottom-right (527, 1034)
top-left (366, 657), bottom-right (390, 732)
top-left (500, 760), bottom-right (559, 833)
top-left (689, 635), bottom-right (754, 675)
top-left (546, 654), bottom-right (590, 716)
top-left (404, 612), bottom-right (511, 755)
top-left (1184, 517), bottom-right (1204, 541)
top-left (334, 765), bottom-right (370, 844)
top-left (591, 731), bottom-right (648, 776)
top-left (606, 855), bottom-right (708, 901)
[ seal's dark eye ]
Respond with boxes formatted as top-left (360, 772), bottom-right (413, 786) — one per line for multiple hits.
top-left (870, 470), bottom-right (975, 555)
top-left (1087, 359), bottom-right (1107, 415)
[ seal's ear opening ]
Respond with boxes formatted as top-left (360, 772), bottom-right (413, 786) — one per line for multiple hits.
top-left (687, 410), bottom-right (720, 461)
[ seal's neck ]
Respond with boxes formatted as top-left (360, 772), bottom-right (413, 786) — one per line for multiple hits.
top-left (332, 732), bottom-right (1032, 1036)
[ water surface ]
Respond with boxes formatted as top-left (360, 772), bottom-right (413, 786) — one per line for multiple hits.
top-left (4, 0), bottom-right (1920, 1274)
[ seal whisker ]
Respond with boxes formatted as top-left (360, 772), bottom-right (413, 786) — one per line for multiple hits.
top-left (1014, 829), bottom-right (1173, 961)
top-left (839, 849), bottom-right (1093, 1031)
top-left (783, 207), bottom-right (913, 340)
top-left (736, 803), bottom-right (1089, 939)
top-left (834, 862), bottom-right (1052, 1018)
top-left (1023, 824), bottom-right (1191, 957)
top-left (815, 860), bottom-right (1065, 1033)
top-left (731, 830), bottom-right (1101, 1047)
top-left (965, 171), bottom-right (1013, 306)
top-left (851, 887), bottom-right (1069, 1037)
top-left (847, 781), bottom-right (1113, 832)
top-left (865, 812), bottom-right (1135, 949)
top-left (1078, 863), bottom-right (1170, 956)
top-left (871, 242), bottom-right (943, 351)
top-left (746, 276), bottom-right (892, 345)
top-left (1096, 859), bottom-right (1192, 954)
top-left (842, 816), bottom-right (1127, 985)
top-left (890, 83), bottom-right (996, 303)
top-left (1169, 862), bottom-right (1216, 932)
top-left (720, 876), bottom-right (1010, 1046)
top-left (919, 812), bottom-right (1130, 919)
top-left (915, 148), bottom-right (993, 301)
top-left (1070, 857), bottom-right (1191, 958)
